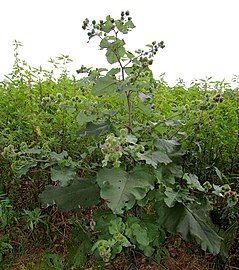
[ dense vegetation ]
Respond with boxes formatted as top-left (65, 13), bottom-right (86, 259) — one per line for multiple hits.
top-left (0, 11), bottom-right (238, 270)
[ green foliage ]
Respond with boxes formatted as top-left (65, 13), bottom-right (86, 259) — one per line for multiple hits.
top-left (77, 120), bottom-right (113, 139)
top-left (40, 178), bottom-right (100, 210)
top-left (157, 203), bottom-right (222, 254)
top-left (67, 221), bottom-right (92, 268)
top-left (92, 216), bottom-right (131, 262)
top-left (97, 166), bottom-right (154, 214)
top-left (92, 76), bottom-right (118, 95)
top-left (23, 208), bottom-right (47, 231)
top-left (0, 235), bottom-right (12, 263)
top-left (51, 165), bottom-right (76, 187)
top-left (0, 195), bottom-right (16, 228)
top-left (39, 253), bottom-right (64, 270)
top-left (125, 216), bottom-right (166, 256)
top-left (0, 10), bottom-right (238, 269)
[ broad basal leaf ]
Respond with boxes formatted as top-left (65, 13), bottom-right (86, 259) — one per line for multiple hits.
top-left (39, 178), bottom-right (100, 211)
top-left (157, 203), bottom-right (222, 254)
top-left (220, 220), bottom-right (238, 259)
top-left (97, 166), bottom-right (155, 214)
top-left (77, 120), bottom-right (112, 139)
top-left (51, 165), bottom-right (75, 187)
top-left (93, 210), bottom-right (117, 238)
top-left (68, 226), bottom-right (92, 268)
top-left (128, 222), bottom-right (150, 246)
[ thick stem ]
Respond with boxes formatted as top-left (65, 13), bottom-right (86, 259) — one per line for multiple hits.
top-left (117, 55), bottom-right (133, 132)
top-left (126, 91), bottom-right (132, 132)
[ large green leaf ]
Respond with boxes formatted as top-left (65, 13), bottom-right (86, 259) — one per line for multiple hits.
top-left (157, 203), bottom-right (222, 254)
top-left (115, 20), bottom-right (128, 34)
top-left (183, 173), bottom-right (205, 192)
top-left (100, 39), bottom-right (126, 64)
top-left (77, 120), bottom-right (112, 139)
top-left (97, 166), bottom-right (155, 214)
top-left (39, 178), bottom-right (100, 211)
top-left (129, 223), bottom-right (150, 246)
top-left (51, 165), bottom-right (75, 187)
top-left (115, 20), bottom-right (135, 34)
top-left (125, 216), bottom-right (164, 257)
top-left (155, 138), bottom-right (180, 154)
top-left (93, 210), bottom-right (117, 238)
top-left (68, 225), bottom-right (92, 268)
top-left (105, 50), bottom-right (118, 64)
top-left (220, 221), bottom-right (238, 259)
top-left (100, 37), bottom-right (110, 49)
top-left (92, 76), bottom-right (118, 96)
top-left (164, 187), bottom-right (190, 207)
top-left (102, 17), bottom-right (113, 33)
top-left (68, 236), bottom-right (91, 268)
top-left (76, 111), bottom-right (97, 126)
top-left (138, 151), bottom-right (172, 168)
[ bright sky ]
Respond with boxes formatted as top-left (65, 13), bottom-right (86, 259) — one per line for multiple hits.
top-left (1, 0), bottom-right (239, 84)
